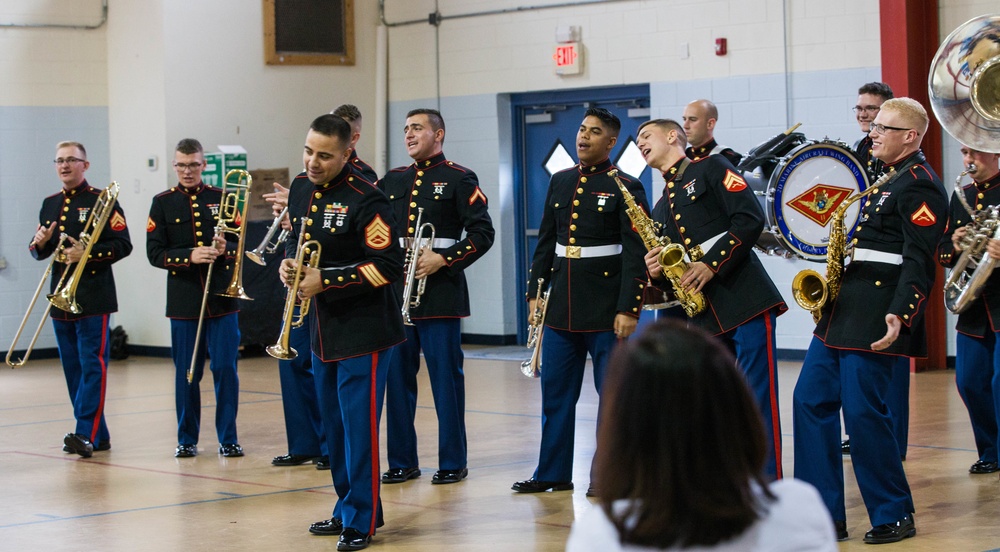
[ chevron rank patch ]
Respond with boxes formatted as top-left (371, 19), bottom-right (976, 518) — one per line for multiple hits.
top-left (365, 214), bottom-right (391, 249)
top-left (110, 211), bottom-right (127, 232)
top-left (722, 170), bottom-right (748, 192)
top-left (359, 262), bottom-right (389, 287)
top-left (146, 216), bottom-right (156, 232)
top-left (910, 202), bottom-right (937, 227)
top-left (468, 186), bottom-right (488, 205)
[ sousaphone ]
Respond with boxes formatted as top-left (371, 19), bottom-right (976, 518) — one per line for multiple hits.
top-left (929, 14), bottom-right (1000, 153)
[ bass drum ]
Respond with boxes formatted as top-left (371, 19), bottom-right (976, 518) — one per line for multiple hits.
top-left (750, 140), bottom-right (869, 262)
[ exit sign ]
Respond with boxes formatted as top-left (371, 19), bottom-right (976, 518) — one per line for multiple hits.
top-left (553, 42), bottom-right (582, 75)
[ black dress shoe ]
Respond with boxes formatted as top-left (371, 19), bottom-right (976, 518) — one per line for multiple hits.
top-left (432, 468), bottom-right (468, 484)
top-left (309, 517), bottom-right (343, 536)
top-left (585, 485), bottom-right (598, 497)
top-left (219, 443), bottom-right (244, 457)
top-left (841, 439), bottom-right (851, 455)
top-left (863, 514), bottom-right (915, 544)
top-left (94, 441), bottom-right (111, 452)
top-left (175, 444), bottom-right (197, 458)
top-left (834, 520), bottom-right (848, 541)
top-left (316, 457), bottom-right (331, 470)
top-left (381, 467), bottom-right (420, 483)
top-left (272, 454), bottom-right (318, 466)
top-left (337, 528), bottom-right (371, 551)
top-left (511, 478), bottom-right (573, 493)
top-left (969, 460), bottom-right (999, 474)
top-left (64, 433), bottom-right (94, 458)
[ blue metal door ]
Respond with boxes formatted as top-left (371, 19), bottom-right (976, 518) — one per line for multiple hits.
top-left (512, 85), bottom-right (651, 343)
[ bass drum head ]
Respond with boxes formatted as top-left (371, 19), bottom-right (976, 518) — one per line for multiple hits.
top-left (768, 141), bottom-right (869, 261)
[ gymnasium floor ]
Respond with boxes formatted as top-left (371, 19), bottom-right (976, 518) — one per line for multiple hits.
top-left (1, 346), bottom-right (998, 551)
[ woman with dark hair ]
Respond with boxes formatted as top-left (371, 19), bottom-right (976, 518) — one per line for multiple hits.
top-left (566, 320), bottom-right (835, 551)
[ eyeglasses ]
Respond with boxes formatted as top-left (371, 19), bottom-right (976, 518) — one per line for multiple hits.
top-left (173, 162), bottom-right (204, 172)
top-left (852, 105), bottom-right (881, 114)
top-left (53, 157), bottom-right (85, 165)
top-left (869, 123), bottom-right (911, 134)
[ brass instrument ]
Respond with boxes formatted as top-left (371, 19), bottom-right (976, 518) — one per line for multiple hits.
top-left (929, 14), bottom-right (1000, 154)
top-left (610, 169), bottom-right (706, 318)
top-left (48, 181), bottom-right (121, 314)
top-left (267, 218), bottom-right (321, 360)
top-left (187, 170), bottom-right (253, 383)
top-left (792, 170), bottom-right (892, 322)
top-left (401, 207), bottom-right (436, 325)
top-left (5, 234), bottom-right (71, 367)
top-left (246, 206), bottom-right (289, 266)
top-left (944, 166), bottom-right (1000, 313)
top-left (521, 278), bottom-right (548, 378)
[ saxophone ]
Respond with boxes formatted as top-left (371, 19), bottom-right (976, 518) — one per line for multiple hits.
top-left (943, 165), bottom-right (1000, 314)
top-left (609, 169), bottom-right (706, 318)
top-left (792, 169), bottom-right (894, 322)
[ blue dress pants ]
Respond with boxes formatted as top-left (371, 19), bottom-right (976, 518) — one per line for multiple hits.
top-left (385, 318), bottom-right (466, 471)
top-left (53, 314), bottom-right (111, 446)
top-left (314, 349), bottom-right (391, 536)
top-left (171, 313), bottom-right (240, 446)
top-left (956, 331), bottom-right (1000, 464)
top-left (793, 337), bottom-right (913, 526)
top-left (277, 309), bottom-right (325, 458)
top-left (533, 327), bottom-right (616, 483)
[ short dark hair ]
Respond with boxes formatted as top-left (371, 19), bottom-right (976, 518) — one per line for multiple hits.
top-left (858, 82), bottom-right (894, 102)
top-left (309, 114), bottom-right (352, 145)
top-left (595, 320), bottom-right (774, 548)
top-left (332, 104), bottom-right (362, 122)
top-left (56, 141), bottom-right (87, 158)
top-left (637, 118), bottom-right (687, 148)
top-left (406, 108), bottom-right (446, 134)
top-left (175, 138), bottom-right (203, 155)
top-left (584, 107), bottom-right (621, 138)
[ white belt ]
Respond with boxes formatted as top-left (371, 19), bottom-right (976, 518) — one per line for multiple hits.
top-left (555, 243), bottom-right (622, 259)
top-left (852, 248), bottom-right (903, 265)
top-left (685, 230), bottom-right (727, 262)
top-left (399, 237), bottom-right (458, 249)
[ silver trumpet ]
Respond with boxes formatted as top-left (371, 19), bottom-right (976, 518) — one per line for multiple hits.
top-left (521, 278), bottom-right (549, 378)
top-left (246, 207), bottom-right (289, 266)
top-left (401, 207), bottom-right (436, 326)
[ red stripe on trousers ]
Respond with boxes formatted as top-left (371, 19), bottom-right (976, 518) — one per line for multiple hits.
top-left (91, 314), bottom-right (109, 445)
top-left (368, 352), bottom-right (380, 536)
top-left (765, 314), bottom-right (782, 479)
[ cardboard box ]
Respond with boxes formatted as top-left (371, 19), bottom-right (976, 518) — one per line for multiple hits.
top-left (203, 145), bottom-right (248, 188)
top-left (248, 167), bottom-right (291, 222)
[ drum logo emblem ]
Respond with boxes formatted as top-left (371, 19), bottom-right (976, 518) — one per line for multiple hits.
top-left (788, 184), bottom-right (854, 227)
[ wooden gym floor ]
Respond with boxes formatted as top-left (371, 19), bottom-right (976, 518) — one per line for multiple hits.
top-left (1, 347), bottom-right (999, 551)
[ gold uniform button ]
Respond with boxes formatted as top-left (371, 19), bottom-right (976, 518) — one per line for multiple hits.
top-left (447, 257), bottom-right (453, 261)
top-left (64, 199), bottom-right (71, 205)
top-left (195, 221), bottom-right (202, 227)
top-left (408, 227), bottom-right (414, 234)
top-left (554, 203), bottom-right (560, 208)
top-left (875, 281), bottom-right (881, 286)
top-left (412, 190), bottom-right (419, 196)
top-left (669, 193), bottom-right (676, 199)
top-left (409, 214), bottom-right (416, 221)
top-left (598, 207), bottom-right (603, 212)
top-left (679, 227), bottom-right (686, 233)
top-left (639, 283), bottom-right (645, 289)
top-left (330, 228), bottom-right (336, 233)
top-left (573, 200), bottom-right (580, 206)
top-left (914, 293), bottom-right (919, 298)
top-left (572, 212), bottom-right (578, 219)
top-left (192, 203), bottom-right (199, 208)
top-left (675, 214), bottom-right (681, 220)
top-left (636, 295), bottom-right (641, 300)
top-left (304, 233), bottom-right (311, 239)
top-left (435, 196), bottom-right (440, 200)
top-left (903, 314), bottom-right (909, 320)
top-left (60, 215), bottom-right (66, 221)
top-left (417, 171), bottom-right (424, 177)
top-left (410, 202), bottom-right (417, 208)
top-left (63, 206), bottom-right (70, 212)
top-left (977, 204), bottom-right (984, 210)
top-left (59, 226), bottom-right (65, 231)
top-left (324, 279), bottom-right (330, 285)
top-left (338, 276), bottom-right (344, 282)
top-left (729, 240), bottom-right (735, 245)
top-left (691, 196), bottom-right (696, 200)
top-left (570, 224), bottom-right (577, 231)
top-left (875, 208), bottom-right (880, 212)
top-left (416, 179), bottom-right (422, 186)
top-left (667, 182), bottom-right (675, 189)
top-left (604, 271), bottom-right (609, 276)
top-left (856, 226), bottom-right (862, 232)
top-left (569, 237), bottom-right (576, 244)
top-left (684, 238), bottom-right (691, 245)
top-left (978, 193), bottom-right (985, 199)
top-left (314, 192), bottom-right (322, 199)
top-left (197, 241), bottom-right (204, 246)
top-left (351, 274), bottom-right (356, 279)
top-left (580, 177), bottom-right (588, 183)
top-left (466, 246), bottom-right (472, 250)
top-left (194, 212), bottom-right (200, 217)
top-left (311, 205), bottom-right (318, 212)
top-left (720, 250), bottom-right (726, 255)
top-left (632, 307), bottom-right (638, 312)
top-left (196, 231), bottom-right (202, 237)
top-left (306, 219), bottom-right (313, 226)
top-left (577, 187), bottom-right (584, 194)
top-left (390, 195), bottom-right (395, 199)
top-left (909, 304), bottom-right (914, 309)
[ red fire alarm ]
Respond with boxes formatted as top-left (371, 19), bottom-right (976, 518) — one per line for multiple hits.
top-left (715, 37), bottom-right (727, 56)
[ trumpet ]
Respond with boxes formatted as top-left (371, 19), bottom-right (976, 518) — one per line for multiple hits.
top-left (5, 234), bottom-right (71, 367)
top-left (401, 207), bottom-right (436, 325)
top-left (246, 207), bottom-right (289, 266)
top-left (48, 181), bottom-right (121, 314)
top-left (267, 218), bottom-right (321, 360)
top-left (521, 278), bottom-right (549, 378)
top-left (188, 170), bottom-right (253, 383)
